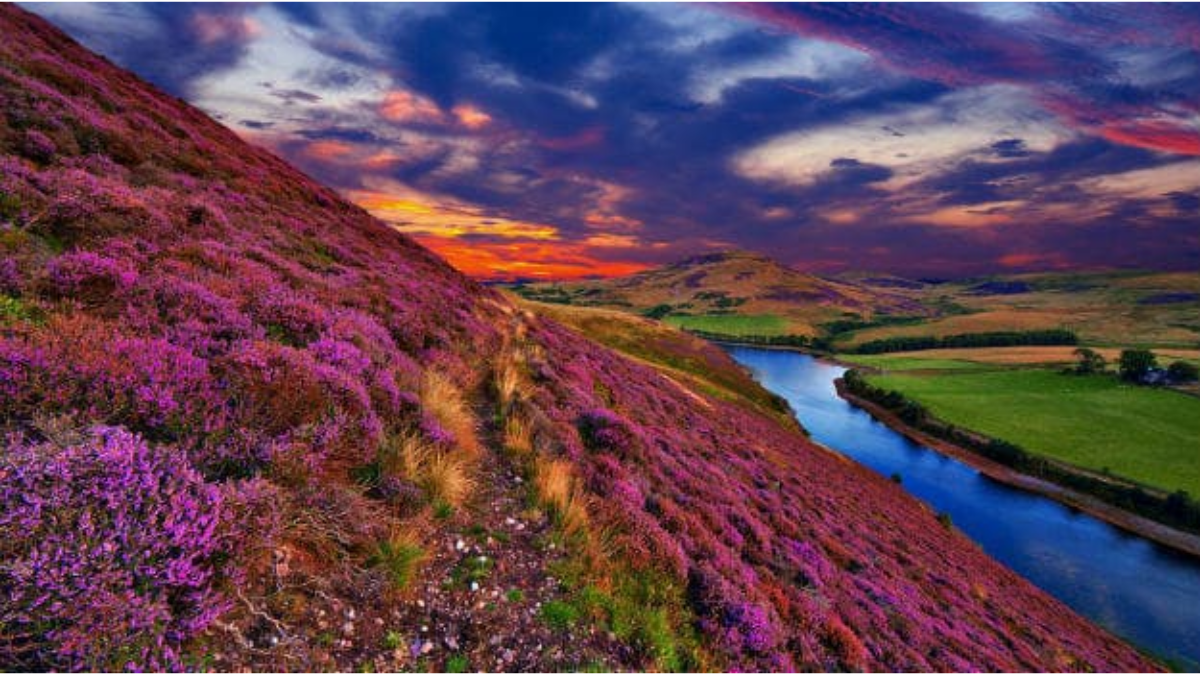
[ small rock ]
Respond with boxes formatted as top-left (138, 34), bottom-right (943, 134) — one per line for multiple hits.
top-left (374, 617), bottom-right (384, 626)
top-left (455, 539), bottom-right (466, 551)
top-left (347, 608), bottom-right (356, 620)
top-left (421, 625), bottom-right (429, 633)
top-left (417, 599), bottom-right (426, 609)
top-left (505, 517), bottom-right (516, 526)
top-left (342, 622), bottom-right (355, 635)
top-left (444, 636), bottom-right (459, 651)
top-left (470, 581), bottom-right (480, 592)
top-left (421, 641), bottom-right (435, 655)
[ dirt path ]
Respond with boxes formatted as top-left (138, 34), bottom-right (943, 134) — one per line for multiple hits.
top-left (204, 402), bottom-right (635, 672)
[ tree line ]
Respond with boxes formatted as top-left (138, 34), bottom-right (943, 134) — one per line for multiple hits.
top-left (850, 329), bottom-right (1078, 354)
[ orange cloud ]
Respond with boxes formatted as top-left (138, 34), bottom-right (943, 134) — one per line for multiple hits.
top-left (452, 104), bottom-right (492, 130)
top-left (350, 189), bottom-right (560, 240)
top-left (414, 235), bottom-right (649, 280)
top-left (380, 90), bottom-right (443, 124)
top-left (998, 252), bottom-right (1069, 268)
top-left (304, 139), bottom-right (354, 161)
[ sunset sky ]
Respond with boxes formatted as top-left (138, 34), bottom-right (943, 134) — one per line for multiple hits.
top-left (27, 3), bottom-right (1200, 279)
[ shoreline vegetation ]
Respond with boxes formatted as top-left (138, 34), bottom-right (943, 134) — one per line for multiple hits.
top-left (840, 369), bottom-right (1200, 554)
top-left (836, 382), bottom-right (1200, 559)
top-left (705, 335), bottom-right (1200, 559)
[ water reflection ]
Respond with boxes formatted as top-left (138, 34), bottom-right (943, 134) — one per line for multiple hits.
top-left (727, 346), bottom-right (1200, 669)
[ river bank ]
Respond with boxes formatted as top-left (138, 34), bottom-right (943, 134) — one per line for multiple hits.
top-left (835, 380), bottom-right (1200, 559)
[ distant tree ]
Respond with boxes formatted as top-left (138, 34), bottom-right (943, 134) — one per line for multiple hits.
top-left (642, 304), bottom-right (673, 320)
top-left (1118, 349), bottom-right (1157, 382)
top-left (1167, 360), bottom-right (1199, 383)
top-left (1072, 347), bottom-right (1107, 375)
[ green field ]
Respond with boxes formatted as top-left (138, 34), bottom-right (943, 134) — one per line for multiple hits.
top-left (664, 313), bottom-right (789, 336)
top-left (866, 368), bottom-right (1200, 495)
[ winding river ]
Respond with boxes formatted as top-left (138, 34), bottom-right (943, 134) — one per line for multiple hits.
top-left (725, 346), bottom-right (1200, 669)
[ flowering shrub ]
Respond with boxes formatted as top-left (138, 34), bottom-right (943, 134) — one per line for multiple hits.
top-left (0, 427), bottom-right (230, 670)
top-left (44, 250), bottom-right (139, 304)
top-left (21, 128), bottom-right (56, 162)
top-left (576, 407), bottom-right (642, 460)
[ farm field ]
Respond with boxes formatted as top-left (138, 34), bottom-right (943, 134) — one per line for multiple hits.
top-left (865, 368), bottom-right (1200, 496)
top-left (842, 346), bottom-right (1200, 371)
top-left (663, 313), bottom-right (790, 336)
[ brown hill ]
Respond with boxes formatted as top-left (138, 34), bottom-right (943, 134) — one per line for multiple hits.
top-left (515, 250), bottom-right (929, 337)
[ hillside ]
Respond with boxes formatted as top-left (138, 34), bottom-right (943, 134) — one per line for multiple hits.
top-left (517, 253), bottom-right (1200, 350)
top-left (507, 296), bottom-right (798, 428)
top-left (838, 270), bottom-right (1200, 349)
top-left (514, 250), bottom-right (929, 338)
top-left (0, 6), bottom-right (1156, 672)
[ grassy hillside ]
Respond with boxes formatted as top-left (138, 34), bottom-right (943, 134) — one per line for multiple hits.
top-left (513, 250), bottom-right (929, 338)
top-left (0, 6), bottom-right (1157, 672)
top-left (510, 298), bottom-right (796, 426)
top-left (866, 368), bottom-right (1200, 495)
top-left (839, 271), bottom-right (1200, 349)
top-left (517, 255), bottom-right (1200, 351)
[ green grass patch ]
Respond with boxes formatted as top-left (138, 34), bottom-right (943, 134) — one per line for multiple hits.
top-left (664, 313), bottom-right (789, 337)
top-left (366, 536), bottom-right (425, 590)
top-left (444, 654), bottom-right (470, 673)
top-left (0, 295), bottom-right (36, 325)
top-left (867, 368), bottom-right (1200, 495)
top-left (450, 555), bottom-right (493, 588)
top-left (539, 599), bottom-right (580, 631)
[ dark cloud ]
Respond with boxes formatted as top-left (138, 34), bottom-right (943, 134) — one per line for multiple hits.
top-left (25, 2), bottom-right (260, 96)
top-left (24, 2), bottom-right (1200, 277)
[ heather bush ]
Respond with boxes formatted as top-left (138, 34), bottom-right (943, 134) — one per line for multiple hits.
top-left (577, 407), bottom-right (642, 460)
top-left (43, 249), bottom-right (139, 305)
top-left (0, 427), bottom-right (231, 670)
top-left (20, 128), bottom-right (56, 162)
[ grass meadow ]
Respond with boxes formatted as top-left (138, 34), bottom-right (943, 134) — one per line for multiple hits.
top-left (664, 313), bottom-right (789, 336)
top-left (866, 368), bottom-right (1200, 495)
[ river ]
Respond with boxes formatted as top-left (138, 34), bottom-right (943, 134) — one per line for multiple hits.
top-left (725, 346), bottom-right (1200, 669)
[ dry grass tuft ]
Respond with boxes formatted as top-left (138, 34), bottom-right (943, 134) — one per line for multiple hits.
top-left (535, 458), bottom-right (590, 536)
top-left (503, 412), bottom-right (534, 455)
top-left (377, 430), bottom-right (475, 508)
top-left (421, 371), bottom-right (480, 456)
top-left (420, 451), bottom-right (475, 508)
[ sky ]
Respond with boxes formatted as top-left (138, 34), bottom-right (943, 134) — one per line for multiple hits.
top-left (26, 2), bottom-right (1200, 279)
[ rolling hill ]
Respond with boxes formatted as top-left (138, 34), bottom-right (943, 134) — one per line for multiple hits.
top-left (516, 252), bottom-right (1200, 349)
top-left (514, 250), bottom-right (930, 338)
top-left (0, 6), bottom-right (1155, 672)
